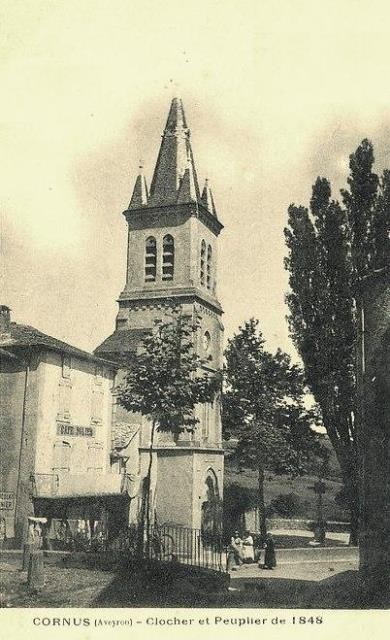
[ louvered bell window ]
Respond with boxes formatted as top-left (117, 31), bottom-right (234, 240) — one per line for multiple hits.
top-left (145, 236), bottom-right (157, 282)
top-left (162, 234), bottom-right (174, 281)
top-left (206, 244), bottom-right (212, 290)
top-left (200, 240), bottom-right (206, 286)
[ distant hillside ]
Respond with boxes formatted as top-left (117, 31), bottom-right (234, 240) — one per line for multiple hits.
top-left (224, 458), bottom-right (349, 523)
top-left (224, 433), bottom-right (343, 482)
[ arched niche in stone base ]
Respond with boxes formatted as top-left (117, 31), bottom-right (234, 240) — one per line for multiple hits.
top-left (200, 468), bottom-right (223, 539)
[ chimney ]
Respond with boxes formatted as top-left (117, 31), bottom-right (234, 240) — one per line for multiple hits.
top-left (0, 305), bottom-right (11, 333)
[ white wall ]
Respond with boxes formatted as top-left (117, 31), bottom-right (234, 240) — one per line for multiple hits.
top-left (34, 349), bottom-right (115, 478)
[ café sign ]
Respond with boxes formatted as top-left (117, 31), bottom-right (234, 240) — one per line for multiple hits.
top-left (57, 423), bottom-right (95, 437)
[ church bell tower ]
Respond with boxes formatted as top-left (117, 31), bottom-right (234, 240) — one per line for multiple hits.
top-left (96, 98), bottom-right (224, 529)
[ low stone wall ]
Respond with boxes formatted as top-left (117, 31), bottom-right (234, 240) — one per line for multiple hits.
top-left (266, 518), bottom-right (350, 533)
top-left (273, 545), bottom-right (358, 565)
top-left (244, 511), bottom-right (350, 533)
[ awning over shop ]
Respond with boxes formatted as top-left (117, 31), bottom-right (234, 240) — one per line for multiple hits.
top-left (32, 472), bottom-right (140, 500)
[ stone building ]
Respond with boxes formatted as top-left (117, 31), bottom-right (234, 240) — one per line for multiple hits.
top-left (357, 268), bottom-right (390, 603)
top-left (95, 98), bottom-right (224, 531)
top-left (0, 305), bottom-right (135, 546)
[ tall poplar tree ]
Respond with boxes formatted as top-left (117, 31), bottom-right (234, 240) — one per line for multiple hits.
top-left (284, 139), bottom-right (388, 544)
top-left (285, 179), bottom-right (358, 543)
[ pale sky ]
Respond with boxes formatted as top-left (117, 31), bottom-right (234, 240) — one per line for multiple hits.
top-left (2, 0), bottom-right (390, 359)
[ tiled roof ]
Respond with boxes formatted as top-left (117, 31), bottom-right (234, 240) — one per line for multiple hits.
top-left (0, 322), bottom-right (115, 366)
top-left (94, 328), bottom-right (149, 361)
top-left (112, 422), bottom-right (140, 451)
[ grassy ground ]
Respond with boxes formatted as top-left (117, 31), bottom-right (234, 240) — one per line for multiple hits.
top-left (225, 464), bottom-right (349, 522)
top-left (0, 557), bottom-right (114, 608)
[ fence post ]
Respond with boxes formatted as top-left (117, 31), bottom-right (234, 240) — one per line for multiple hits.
top-left (27, 548), bottom-right (45, 593)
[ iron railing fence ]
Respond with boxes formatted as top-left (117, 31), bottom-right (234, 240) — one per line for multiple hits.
top-left (143, 524), bottom-right (226, 572)
top-left (25, 518), bottom-right (227, 572)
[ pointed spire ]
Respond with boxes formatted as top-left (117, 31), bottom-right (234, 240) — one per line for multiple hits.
top-left (149, 98), bottom-right (200, 206)
top-left (177, 156), bottom-right (197, 204)
top-left (165, 96), bottom-right (188, 132)
top-left (201, 179), bottom-right (217, 217)
top-left (129, 164), bottom-right (149, 209)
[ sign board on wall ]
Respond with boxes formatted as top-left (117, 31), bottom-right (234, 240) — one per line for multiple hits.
top-left (57, 423), bottom-right (95, 437)
top-left (0, 492), bottom-right (15, 511)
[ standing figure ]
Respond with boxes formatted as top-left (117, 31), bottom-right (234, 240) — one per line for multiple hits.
top-left (242, 530), bottom-right (254, 563)
top-left (263, 533), bottom-right (276, 569)
top-left (227, 530), bottom-right (243, 571)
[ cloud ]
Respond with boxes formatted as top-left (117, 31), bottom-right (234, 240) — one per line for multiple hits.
top-left (2, 0), bottom-right (390, 356)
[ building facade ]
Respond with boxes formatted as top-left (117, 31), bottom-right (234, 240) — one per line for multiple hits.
top-left (0, 305), bottom-right (134, 546)
top-left (96, 98), bottom-right (224, 531)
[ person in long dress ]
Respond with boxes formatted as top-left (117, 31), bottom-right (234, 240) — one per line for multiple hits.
top-left (242, 530), bottom-right (255, 563)
top-left (263, 533), bottom-right (276, 569)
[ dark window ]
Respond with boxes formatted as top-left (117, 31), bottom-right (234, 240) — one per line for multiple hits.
top-left (207, 244), bottom-right (212, 290)
top-left (162, 234), bottom-right (174, 281)
top-left (200, 240), bottom-right (206, 286)
top-left (145, 236), bottom-right (157, 282)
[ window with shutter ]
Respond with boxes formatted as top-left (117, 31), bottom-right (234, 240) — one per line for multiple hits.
top-left (57, 382), bottom-right (72, 421)
top-left (52, 441), bottom-right (71, 472)
top-left (91, 386), bottom-right (104, 424)
top-left (87, 443), bottom-right (104, 472)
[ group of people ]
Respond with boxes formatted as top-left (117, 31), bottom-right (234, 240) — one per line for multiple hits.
top-left (227, 529), bottom-right (276, 571)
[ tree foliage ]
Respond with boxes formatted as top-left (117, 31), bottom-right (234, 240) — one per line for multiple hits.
top-left (284, 139), bottom-right (390, 543)
top-left (372, 169), bottom-right (390, 270)
top-left (117, 309), bottom-right (220, 432)
top-left (116, 308), bottom-right (221, 537)
top-left (222, 318), bottom-right (326, 534)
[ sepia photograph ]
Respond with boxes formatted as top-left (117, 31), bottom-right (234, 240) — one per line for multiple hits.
top-left (1, 0), bottom-right (390, 633)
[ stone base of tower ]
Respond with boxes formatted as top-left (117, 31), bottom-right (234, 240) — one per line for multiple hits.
top-left (138, 447), bottom-right (224, 530)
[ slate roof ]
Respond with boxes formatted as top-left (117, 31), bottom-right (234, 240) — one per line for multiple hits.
top-left (94, 328), bottom-right (149, 361)
top-left (0, 321), bottom-right (115, 366)
top-left (129, 166), bottom-right (149, 209)
top-left (127, 98), bottom-right (218, 218)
